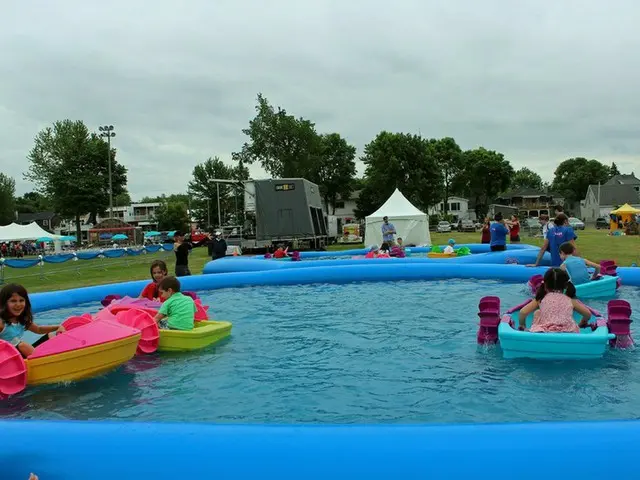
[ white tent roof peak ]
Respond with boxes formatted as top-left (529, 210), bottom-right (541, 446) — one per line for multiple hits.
top-left (0, 222), bottom-right (62, 242)
top-left (366, 188), bottom-right (425, 219)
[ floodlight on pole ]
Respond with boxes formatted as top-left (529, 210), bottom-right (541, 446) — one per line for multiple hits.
top-left (99, 125), bottom-right (116, 219)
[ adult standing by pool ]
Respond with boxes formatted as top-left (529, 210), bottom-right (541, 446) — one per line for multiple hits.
top-left (381, 216), bottom-right (396, 245)
top-left (489, 213), bottom-right (510, 251)
top-left (173, 231), bottom-right (211, 277)
top-left (529, 213), bottom-right (577, 268)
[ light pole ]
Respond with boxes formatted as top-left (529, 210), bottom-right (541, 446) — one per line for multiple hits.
top-left (99, 125), bottom-right (116, 219)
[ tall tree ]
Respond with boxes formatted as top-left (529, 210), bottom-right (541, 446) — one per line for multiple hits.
top-left (355, 132), bottom-right (442, 218)
top-left (232, 93), bottom-right (322, 178)
top-left (153, 202), bottom-right (191, 232)
top-left (511, 167), bottom-right (544, 191)
top-left (188, 156), bottom-right (248, 228)
top-left (114, 191), bottom-right (132, 206)
top-left (24, 120), bottom-right (127, 241)
top-left (551, 158), bottom-right (610, 202)
top-left (609, 162), bottom-right (621, 178)
top-left (15, 191), bottom-right (53, 214)
top-left (0, 173), bottom-right (16, 225)
top-left (316, 133), bottom-right (357, 214)
top-left (454, 147), bottom-right (514, 219)
top-left (430, 137), bottom-right (462, 216)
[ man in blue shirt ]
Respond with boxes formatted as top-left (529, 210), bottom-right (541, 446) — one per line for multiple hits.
top-left (489, 213), bottom-right (509, 251)
top-left (530, 213), bottom-right (578, 267)
top-left (381, 216), bottom-right (396, 245)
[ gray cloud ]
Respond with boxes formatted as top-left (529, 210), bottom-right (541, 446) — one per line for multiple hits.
top-left (1, 0), bottom-right (639, 200)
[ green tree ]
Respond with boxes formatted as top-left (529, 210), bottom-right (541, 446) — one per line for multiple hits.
top-left (24, 120), bottom-right (127, 240)
top-left (0, 173), bottom-right (16, 225)
top-left (114, 191), bottom-right (132, 206)
top-left (609, 162), bottom-right (621, 178)
top-left (455, 147), bottom-right (514, 219)
top-left (511, 167), bottom-right (544, 191)
top-left (188, 156), bottom-right (249, 228)
top-left (551, 158), bottom-right (610, 202)
top-left (316, 133), bottom-right (357, 214)
top-left (154, 202), bottom-right (190, 232)
top-left (232, 93), bottom-right (322, 178)
top-left (355, 132), bottom-right (442, 218)
top-left (15, 191), bottom-right (53, 214)
top-left (430, 137), bottom-right (462, 216)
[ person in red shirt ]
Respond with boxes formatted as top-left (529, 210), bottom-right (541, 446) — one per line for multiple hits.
top-left (509, 215), bottom-right (521, 243)
top-left (140, 260), bottom-right (168, 301)
top-left (480, 217), bottom-right (491, 244)
top-left (273, 246), bottom-right (288, 258)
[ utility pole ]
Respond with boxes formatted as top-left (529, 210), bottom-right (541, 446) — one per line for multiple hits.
top-left (99, 125), bottom-right (116, 219)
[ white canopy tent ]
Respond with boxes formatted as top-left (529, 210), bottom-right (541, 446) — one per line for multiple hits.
top-left (0, 222), bottom-right (62, 242)
top-left (365, 189), bottom-right (431, 247)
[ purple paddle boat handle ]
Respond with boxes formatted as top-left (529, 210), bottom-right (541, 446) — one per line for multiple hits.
top-left (505, 299), bottom-right (533, 314)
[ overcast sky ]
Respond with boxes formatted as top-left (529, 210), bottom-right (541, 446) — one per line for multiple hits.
top-left (1, 0), bottom-right (639, 200)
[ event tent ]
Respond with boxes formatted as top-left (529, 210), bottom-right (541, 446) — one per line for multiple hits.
top-left (0, 222), bottom-right (62, 242)
top-left (364, 189), bottom-right (431, 247)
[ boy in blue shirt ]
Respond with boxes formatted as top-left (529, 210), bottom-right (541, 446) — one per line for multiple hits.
top-left (489, 213), bottom-right (509, 251)
top-left (530, 213), bottom-right (578, 267)
top-left (559, 242), bottom-right (601, 285)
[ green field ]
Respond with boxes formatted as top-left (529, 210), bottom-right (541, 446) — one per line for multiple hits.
top-left (1, 229), bottom-right (637, 294)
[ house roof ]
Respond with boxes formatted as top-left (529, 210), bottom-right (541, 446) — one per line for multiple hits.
top-left (17, 211), bottom-right (57, 223)
top-left (604, 173), bottom-right (640, 186)
top-left (587, 184), bottom-right (640, 206)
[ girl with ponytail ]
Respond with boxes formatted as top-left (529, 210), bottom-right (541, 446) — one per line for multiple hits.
top-left (518, 268), bottom-right (591, 332)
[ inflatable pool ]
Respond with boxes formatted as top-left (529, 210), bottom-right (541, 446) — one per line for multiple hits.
top-left (204, 249), bottom-right (552, 274)
top-left (477, 297), bottom-right (633, 359)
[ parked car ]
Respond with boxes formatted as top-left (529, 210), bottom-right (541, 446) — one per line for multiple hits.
top-left (595, 217), bottom-right (609, 229)
top-left (437, 221), bottom-right (451, 233)
top-left (568, 217), bottom-right (585, 230)
top-left (458, 219), bottom-right (476, 232)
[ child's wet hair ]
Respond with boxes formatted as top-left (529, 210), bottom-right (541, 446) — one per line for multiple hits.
top-left (0, 283), bottom-right (33, 328)
top-left (559, 242), bottom-right (576, 255)
top-left (150, 260), bottom-right (168, 280)
top-left (535, 267), bottom-right (576, 302)
top-left (158, 276), bottom-right (181, 293)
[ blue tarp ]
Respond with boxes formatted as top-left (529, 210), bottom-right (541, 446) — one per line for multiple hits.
top-left (76, 252), bottom-right (101, 260)
top-left (2, 258), bottom-right (41, 268)
top-left (43, 254), bottom-right (76, 264)
top-left (103, 249), bottom-right (125, 258)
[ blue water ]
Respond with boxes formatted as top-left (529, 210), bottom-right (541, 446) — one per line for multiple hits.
top-left (3, 280), bottom-right (640, 424)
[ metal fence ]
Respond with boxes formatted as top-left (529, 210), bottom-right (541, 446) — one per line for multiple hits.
top-left (0, 244), bottom-right (174, 285)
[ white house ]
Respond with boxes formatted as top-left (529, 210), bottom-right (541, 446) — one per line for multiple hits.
top-left (323, 191), bottom-right (360, 223)
top-left (581, 174), bottom-right (640, 222)
top-left (428, 197), bottom-right (470, 222)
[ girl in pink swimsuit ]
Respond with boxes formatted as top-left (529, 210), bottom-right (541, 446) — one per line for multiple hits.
top-left (518, 268), bottom-right (592, 333)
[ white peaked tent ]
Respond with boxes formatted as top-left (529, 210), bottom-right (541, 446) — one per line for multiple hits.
top-left (365, 189), bottom-right (431, 247)
top-left (0, 222), bottom-right (62, 242)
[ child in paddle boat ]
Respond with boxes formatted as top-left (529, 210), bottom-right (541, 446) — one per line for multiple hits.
top-left (364, 245), bottom-right (379, 258)
top-left (518, 268), bottom-right (591, 333)
top-left (390, 238), bottom-right (405, 257)
top-left (559, 242), bottom-right (601, 286)
top-left (273, 246), bottom-right (288, 259)
top-left (377, 243), bottom-right (391, 258)
top-left (140, 260), bottom-right (168, 301)
top-left (0, 284), bottom-right (65, 358)
top-left (443, 238), bottom-right (456, 254)
top-left (153, 276), bottom-right (196, 331)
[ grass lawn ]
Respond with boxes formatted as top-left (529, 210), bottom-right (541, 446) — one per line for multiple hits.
top-left (1, 230), bottom-right (637, 294)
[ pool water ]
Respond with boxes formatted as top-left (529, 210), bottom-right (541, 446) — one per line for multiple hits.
top-left (3, 280), bottom-right (640, 424)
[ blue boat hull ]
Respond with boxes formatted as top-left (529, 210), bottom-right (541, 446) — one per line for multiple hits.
top-left (498, 311), bottom-right (614, 360)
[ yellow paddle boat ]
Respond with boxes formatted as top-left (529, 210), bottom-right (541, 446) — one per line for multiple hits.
top-left (158, 320), bottom-right (232, 352)
top-left (0, 320), bottom-right (141, 396)
top-left (427, 252), bottom-right (457, 258)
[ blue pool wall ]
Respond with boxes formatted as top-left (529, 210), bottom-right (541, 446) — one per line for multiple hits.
top-left (204, 249), bottom-right (551, 274)
top-left (29, 263), bottom-right (640, 313)
top-left (2, 419), bottom-right (639, 479)
top-left (254, 242), bottom-right (537, 259)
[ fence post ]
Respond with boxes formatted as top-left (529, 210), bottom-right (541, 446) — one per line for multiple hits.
top-left (73, 252), bottom-right (80, 276)
top-left (38, 255), bottom-right (45, 281)
top-left (0, 259), bottom-right (4, 285)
